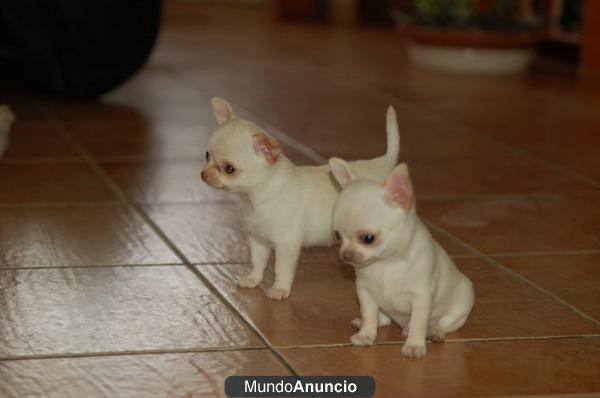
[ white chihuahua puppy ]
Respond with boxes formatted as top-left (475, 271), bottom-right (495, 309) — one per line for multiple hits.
top-left (0, 105), bottom-right (15, 157)
top-left (330, 159), bottom-right (474, 358)
top-left (201, 98), bottom-right (400, 300)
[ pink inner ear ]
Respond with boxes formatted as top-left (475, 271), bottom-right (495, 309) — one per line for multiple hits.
top-left (253, 138), bottom-right (278, 164)
top-left (212, 98), bottom-right (234, 124)
top-left (384, 170), bottom-right (413, 210)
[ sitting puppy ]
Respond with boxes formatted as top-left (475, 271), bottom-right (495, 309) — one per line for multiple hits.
top-left (0, 105), bottom-right (15, 157)
top-left (202, 98), bottom-right (400, 300)
top-left (330, 159), bottom-right (474, 358)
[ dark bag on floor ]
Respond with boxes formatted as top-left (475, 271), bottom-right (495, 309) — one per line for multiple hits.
top-left (0, 0), bottom-right (161, 99)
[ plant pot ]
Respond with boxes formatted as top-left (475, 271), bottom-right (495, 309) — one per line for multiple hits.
top-left (403, 24), bottom-right (544, 75)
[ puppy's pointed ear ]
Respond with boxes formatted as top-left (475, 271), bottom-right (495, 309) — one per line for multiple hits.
top-left (211, 97), bottom-right (236, 125)
top-left (252, 133), bottom-right (281, 165)
top-left (383, 163), bottom-right (414, 210)
top-left (329, 157), bottom-right (355, 187)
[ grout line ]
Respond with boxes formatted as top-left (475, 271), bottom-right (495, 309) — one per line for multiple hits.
top-left (0, 200), bottom-right (235, 209)
top-left (423, 219), bottom-right (600, 329)
top-left (488, 250), bottom-right (600, 258)
top-left (416, 192), bottom-right (600, 201)
top-left (3, 247), bottom-right (596, 271)
top-left (0, 345), bottom-right (267, 362)
top-left (434, 334), bottom-right (600, 343)
top-left (8, 196), bottom-right (600, 209)
top-left (6, 334), bottom-right (597, 362)
top-left (35, 103), bottom-right (300, 377)
top-left (0, 263), bottom-right (185, 271)
top-left (0, 201), bottom-right (122, 208)
top-left (277, 334), bottom-right (600, 351)
top-left (0, 157), bottom-right (83, 164)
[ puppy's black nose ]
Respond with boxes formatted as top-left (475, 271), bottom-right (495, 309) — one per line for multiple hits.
top-left (341, 251), bottom-right (353, 262)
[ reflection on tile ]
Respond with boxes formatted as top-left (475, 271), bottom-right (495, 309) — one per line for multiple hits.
top-left (102, 160), bottom-right (232, 204)
top-left (0, 207), bottom-right (179, 268)
top-left (66, 120), bottom-right (213, 159)
top-left (499, 254), bottom-right (600, 322)
top-left (145, 204), bottom-right (248, 263)
top-left (283, 339), bottom-right (600, 396)
top-left (0, 163), bottom-right (114, 203)
top-left (199, 257), bottom-right (597, 346)
top-left (0, 350), bottom-right (289, 398)
top-left (0, 267), bottom-right (262, 357)
top-left (420, 195), bottom-right (600, 254)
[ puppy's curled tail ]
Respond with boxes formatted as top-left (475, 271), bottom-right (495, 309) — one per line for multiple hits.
top-left (384, 105), bottom-right (400, 168)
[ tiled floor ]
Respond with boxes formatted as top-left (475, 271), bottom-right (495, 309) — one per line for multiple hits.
top-left (1, 1), bottom-right (599, 397)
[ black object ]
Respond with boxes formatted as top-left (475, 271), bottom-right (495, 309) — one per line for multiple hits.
top-left (278, 0), bottom-right (329, 22)
top-left (0, 0), bottom-right (161, 99)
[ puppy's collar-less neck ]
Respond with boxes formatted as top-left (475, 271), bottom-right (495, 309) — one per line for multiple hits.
top-left (387, 211), bottom-right (420, 257)
top-left (246, 155), bottom-right (294, 208)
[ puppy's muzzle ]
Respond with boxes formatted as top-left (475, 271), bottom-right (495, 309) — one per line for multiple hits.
top-left (341, 250), bottom-right (354, 263)
top-left (201, 166), bottom-right (221, 188)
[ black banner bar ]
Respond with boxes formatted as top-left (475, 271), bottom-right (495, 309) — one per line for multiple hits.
top-left (225, 376), bottom-right (375, 397)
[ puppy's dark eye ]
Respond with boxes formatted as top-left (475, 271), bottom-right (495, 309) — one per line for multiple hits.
top-left (361, 234), bottom-right (376, 245)
top-left (224, 164), bottom-right (236, 174)
top-left (205, 151), bottom-right (210, 161)
top-left (334, 231), bottom-right (341, 241)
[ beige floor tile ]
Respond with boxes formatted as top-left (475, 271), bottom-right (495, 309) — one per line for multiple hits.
top-left (0, 266), bottom-right (262, 357)
top-left (420, 195), bottom-right (600, 254)
top-left (0, 163), bottom-right (114, 203)
top-left (0, 350), bottom-right (288, 398)
top-left (199, 257), bottom-right (597, 347)
top-left (282, 338), bottom-right (600, 397)
top-left (0, 206), bottom-right (179, 268)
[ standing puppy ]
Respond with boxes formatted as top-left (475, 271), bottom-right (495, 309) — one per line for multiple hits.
top-left (330, 159), bottom-right (474, 358)
top-left (202, 98), bottom-right (400, 300)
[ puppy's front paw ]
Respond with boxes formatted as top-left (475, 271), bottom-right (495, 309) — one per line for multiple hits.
top-left (350, 332), bottom-right (375, 346)
top-left (351, 318), bottom-right (362, 329)
top-left (266, 287), bottom-right (290, 300)
top-left (237, 275), bottom-right (261, 289)
top-left (402, 342), bottom-right (426, 358)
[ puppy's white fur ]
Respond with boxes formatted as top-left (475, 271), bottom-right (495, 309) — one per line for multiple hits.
top-left (330, 160), bottom-right (474, 358)
top-left (202, 98), bottom-right (400, 300)
top-left (0, 105), bottom-right (15, 157)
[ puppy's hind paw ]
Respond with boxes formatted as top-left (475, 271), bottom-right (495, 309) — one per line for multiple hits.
top-left (350, 332), bottom-right (375, 346)
top-left (266, 287), bottom-right (290, 300)
top-left (237, 275), bottom-right (262, 289)
top-left (402, 342), bottom-right (426, 358)
top-left (351, 318), bottom-right (362, 329)
top-left (428, 328), bottom-right (445, 343)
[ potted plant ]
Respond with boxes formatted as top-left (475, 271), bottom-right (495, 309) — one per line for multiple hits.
top-left (395, 0), bottom-right (545, 75)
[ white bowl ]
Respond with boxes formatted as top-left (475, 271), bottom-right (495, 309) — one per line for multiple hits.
top-left (408, 41), bottom-right (535, 75)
